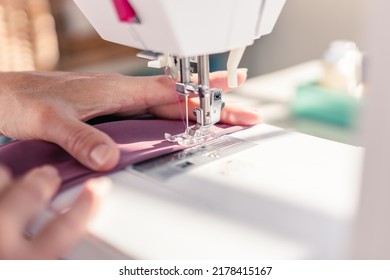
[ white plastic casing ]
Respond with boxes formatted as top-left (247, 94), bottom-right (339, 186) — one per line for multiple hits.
top-left (73, 0), bottom-right (286, 57)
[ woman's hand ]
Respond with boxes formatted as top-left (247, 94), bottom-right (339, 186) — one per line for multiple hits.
top-left (0, 71), bottom-right (260, 171)
top-left (0, 165), bottom-right (108, 259)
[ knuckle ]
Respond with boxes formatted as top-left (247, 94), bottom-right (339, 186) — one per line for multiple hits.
top-left (64, 127), bottom-right (97, 156)
top-left (156, 75), bottom-right (175, 88)
top-left (35, 103), bottom-right (56, 123)
top-left (18, 172), bottom-right (57, 205)
top-left (29, 103), bottom-right (58, 137)
top-left (19, 183), bottom-right (49, 206)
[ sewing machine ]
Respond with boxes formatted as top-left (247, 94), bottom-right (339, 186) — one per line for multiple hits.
top-left (73, 0), bottom-right (286, 144)
top-left (32, 0), bottom-right (366, 259)
top-left (54, 0), bottom-right (362, 259)
top-left (17, 0), bottom-right (390, 260)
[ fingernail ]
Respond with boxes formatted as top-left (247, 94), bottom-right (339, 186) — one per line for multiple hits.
top-left (87, 177), bottom-right (113, 197)
top-left (90, 144), bottom-right (111, 168)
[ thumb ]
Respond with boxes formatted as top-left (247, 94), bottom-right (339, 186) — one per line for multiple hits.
top-left (44, 117), bottom-right (120, 171)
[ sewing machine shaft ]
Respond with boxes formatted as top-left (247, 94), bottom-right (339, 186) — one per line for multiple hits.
top-left (176, 55), bottom-right (225, 135)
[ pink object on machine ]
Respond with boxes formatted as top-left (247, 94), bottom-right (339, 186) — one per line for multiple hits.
top-left (112, 0), bottom-right (138, 23)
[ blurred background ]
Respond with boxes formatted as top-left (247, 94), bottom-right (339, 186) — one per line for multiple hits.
top-left (0, 0), bottom-right (363, 74)
top-left (4, 1), bottom-right (387, 260)
top-left (242, 0), bottom-right (363, 76)
top-left (0, 0), bottom-right (364, 145)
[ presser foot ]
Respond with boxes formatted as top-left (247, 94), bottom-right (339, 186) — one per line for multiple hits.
top-left (165, 126), bottom-right (217, 146)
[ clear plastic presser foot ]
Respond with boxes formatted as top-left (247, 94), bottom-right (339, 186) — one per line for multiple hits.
top-left (165, 126), bottom-right (218, 146)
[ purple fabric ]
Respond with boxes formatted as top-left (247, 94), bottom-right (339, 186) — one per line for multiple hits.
top-left (0, 120), bottom-right (243, 191)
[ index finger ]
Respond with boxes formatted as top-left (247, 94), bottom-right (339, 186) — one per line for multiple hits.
top-left (140, 70), bottom-right (248, 108)
top-left (0, 166), bottom-right (60, 229)
top-left (32, 177), bottom-right (111, 259)
top-left (111, 70), bottom-right (248, 117)
top-left (197, 69), bottom-right (248, 92)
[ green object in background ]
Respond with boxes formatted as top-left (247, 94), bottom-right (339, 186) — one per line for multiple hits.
top-left (291, 83), bottom-right (360, 127)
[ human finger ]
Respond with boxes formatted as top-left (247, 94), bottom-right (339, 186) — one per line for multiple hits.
top-left (194, 69), bottom-right (248, 92)
top-left (32, 177), bottom-right (111, 259)
top-left (149, 97), bottom-right (261, 126)
top-left (0, 166), bottom-right (60, 229)
top-left (124, 70), bottom-right (247, 110)
top-left (0, 165), bottom-right (12, 194)
top-left (219, 103), bottom-right (261, 125)
top-left (42, 114), bottom-right (120, 172)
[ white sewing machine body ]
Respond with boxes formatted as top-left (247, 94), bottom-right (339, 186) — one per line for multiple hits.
top-left (74, 0), bottom-right (287, 149)
top-left (73, 0), bottom-right (286, 57)
top-left (27, 0), bottom-right (390, 259)
top-left (37, 124), bottom-right (363, 259)
top-left (48, 0), bottom-right (367, 259)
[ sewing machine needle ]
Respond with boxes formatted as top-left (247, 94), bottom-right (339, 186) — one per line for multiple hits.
top-left (185, 95), bottom-right (189, 130)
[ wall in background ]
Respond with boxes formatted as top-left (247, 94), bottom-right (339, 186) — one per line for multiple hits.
top-left (241, 0), bottom-right (364, 77)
